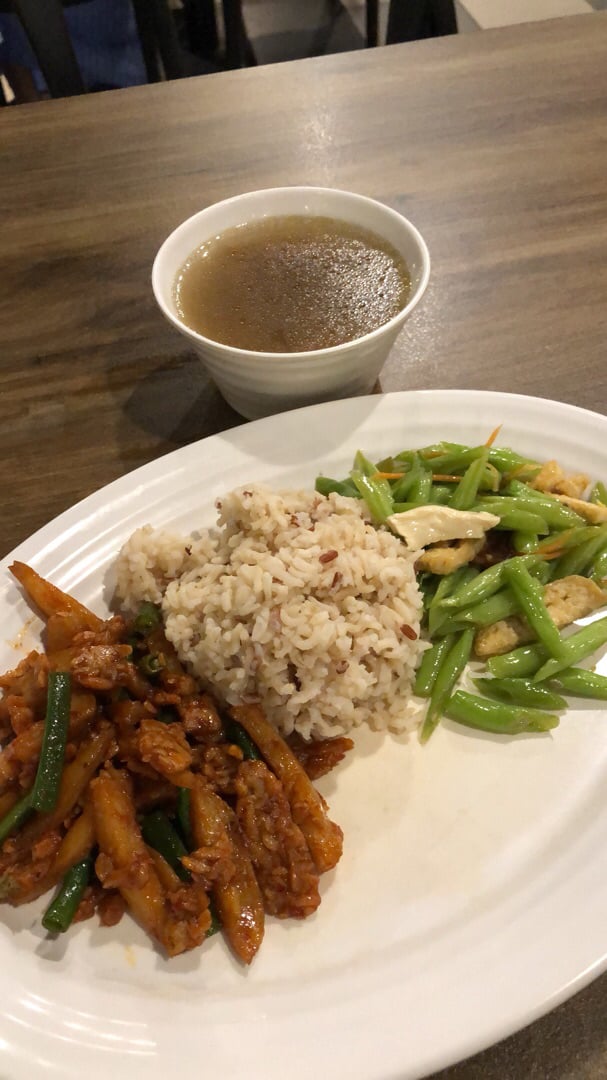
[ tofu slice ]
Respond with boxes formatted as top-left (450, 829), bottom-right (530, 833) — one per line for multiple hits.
top-left (474, 575), bottom-right (607, 657)
top-left (387, 505), bottom-right (500, 549)
top-left (531, 460), bottom-right (590, 499)
top-left (553, 496), bottom-right (607, 524)
top-left (417, 538), bottom-right (485, 575)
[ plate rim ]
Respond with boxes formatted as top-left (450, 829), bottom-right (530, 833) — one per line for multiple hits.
top-left (3, 388), bottom-right (607, 574)
top-left (1, 388), bottom-right (606, 1080)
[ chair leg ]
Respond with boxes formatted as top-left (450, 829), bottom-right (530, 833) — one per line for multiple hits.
top-left (366, 0), bottom-right (379, 47)
top-left (12, 0), bottom-right (84, 97)
top-left (149, 0), bottom-right (185, 79)
top-left (386, 0), bottom-right (457, 44)
top-left (131, 0), bottom-right (163, 82)
top-left (222, 0), bottom-right (250, 68)
top-left (182, 0), bottom-right (219, 59)
top-left (430, 0), bottom-right (458, 34)
top-left (132, 0), bottom-right (185, 82)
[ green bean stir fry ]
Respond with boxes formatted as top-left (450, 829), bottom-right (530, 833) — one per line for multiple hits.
top-left (316, 438), bottom-right (607, 741)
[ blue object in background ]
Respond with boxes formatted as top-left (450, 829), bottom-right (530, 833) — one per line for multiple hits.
top-left (0, 0), bottom-right (147, 92)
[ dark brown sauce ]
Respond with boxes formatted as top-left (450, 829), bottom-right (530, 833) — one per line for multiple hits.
top-left (173, 215), bottom-right (411, 353)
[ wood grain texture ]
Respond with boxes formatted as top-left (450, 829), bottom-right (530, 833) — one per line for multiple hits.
top-left (1, 16), bottom-right (607, 1075)
top-left (1, 14), bottom-right (607, 554)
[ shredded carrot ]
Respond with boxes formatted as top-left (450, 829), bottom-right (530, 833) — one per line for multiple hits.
top-left (527, 544), bottom-right (565, 560)
top-left (431, 474), bottom-right (462, 483)
top-left (374, 471), bottom-right (404, 480)
top-left (535, 528), bottom-right (575, 554)
top-left (485, 424), bottom-right (502, 448)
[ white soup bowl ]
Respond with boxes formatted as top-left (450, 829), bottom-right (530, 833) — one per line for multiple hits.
top-left (152, 186), bottom-right (430, 420)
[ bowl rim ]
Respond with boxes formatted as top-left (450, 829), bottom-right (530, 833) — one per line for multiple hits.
top-left (151, 186), bottom-right (431, 364)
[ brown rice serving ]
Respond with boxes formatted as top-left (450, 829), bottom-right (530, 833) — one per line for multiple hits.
top-left (115, 485), bottom-right (426, 739)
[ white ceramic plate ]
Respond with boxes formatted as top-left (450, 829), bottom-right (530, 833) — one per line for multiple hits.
top-left (1, 390), bottom-right (606, 1080)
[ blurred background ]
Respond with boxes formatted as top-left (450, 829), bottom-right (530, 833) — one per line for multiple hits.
top-left (1, 0), bottom-right (605, 104)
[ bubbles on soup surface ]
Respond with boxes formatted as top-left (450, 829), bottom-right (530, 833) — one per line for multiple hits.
top-left (173, 215), bottom-right (411, 353)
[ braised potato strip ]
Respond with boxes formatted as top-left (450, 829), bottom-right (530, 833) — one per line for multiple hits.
top-left (0, 564), bottom-right (346, 960)
top-left (5, 803), bottom-right (96, 906)
top-left (187, 780), bottom-right (264, 964)
top-left (10, 562), bottom-right (103, 633)
top-left (235, 761), bottom-right (321, 919)
top-left (232, 704), bottom-right (344, 873)
top-left (90, 767), bottom-right (167, 947)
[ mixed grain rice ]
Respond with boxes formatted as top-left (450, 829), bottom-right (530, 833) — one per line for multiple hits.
top-left (115, 485), bottom-right (425, 739)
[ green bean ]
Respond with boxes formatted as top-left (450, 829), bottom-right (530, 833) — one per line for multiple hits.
top-left (155, 801), bottom-right (221, 937)
top-left (445, 690), bottom-right (559, 735)
top-left (592, 549), bottom-right (607, 583)
top-left (491, 510), bottom-right (549, 535)
top-left (551, 667), bottom-right (607, 699)
top-left (427, 569), bottom-right (466, 634)
top-left (156, 707), bottom-right (178, 724)
top-left (133, 601), bottom-right (162, 635)
top-left (419, 441), bottom-right (463, 457)
top-left (138, 653), bottom-right (164, 677)
top-left (378, 451), bottom-right (417, 471)
top-left (529, 560), bottom-right (553, 586)
top-left (590, 481), bottom-right (607, 507)
top-left (551, 527), bottom-right (607, 580)
top-left (480, 463), bottom-right (501, 493)
top-left (207, 900), bottom-right (221, 937)
top-left (502, 481), bottom-right (586, 528)
top-left (533, 616), bottom-right (607, 682)
top-left (31, 671), bottom-right (71, 814)
top-left (458, 565), bottom-right (550, 629)
top-left (224, 718), bottom-right (262, 761)
top-left (414, 636), bottom-right (454, 697)
top-left (420, 574), bottom-right (439, 611)
top-left (428, 484), bottom-right (453, 505)
top-left (407, 469), bottom-right (433, 505)
top-left (427, 566), bottom-right (478, 636)
top-left (141, 811), bottom-right (191, 882)
top-left (487, 642), bottom-right (549, 679)
top-left (487, 448), bottom-right (539, 473)
top-left (512, 532), bottom-right (539, 554)
top-left (351, 470), bottom-right (393, 523)
top-left (315, 476), bottom-right (360, 498)
top-left (537, 526), bottom-right (603, 553)
top-left (474, 496), bottom-right (542, 515)
top-left (421, 446), bottom-right (486, 475)
top-left (449, 449), bottom-right (490, 511)
top-left (42, 855), bottom-right (93, 934)
top-left (502, 561), bottom-right (568, 659)
top-left (518, 532), bottom-right (542, 555)
top-left (473, 677), bottom-right (567, 710)
top-left (420, 629), bottom-right (475, 744)
top-left (391, 455), bottom-right (426, 502)
top-left (440, 554), bottom-right (542, 611)
top-left (432, 617), bottom-right (471, 637)
top-left (0, 790), bottom-right (34, 846)
top-left (475, 501), bottom-right (551, 535)
top-left (424, 445), bottom-right (534, 476)
top-left (459, 588), bottom-right (519, 627)
top-left (177, 788), bottom-right (193, 850)
top-left (353, 450), bottom-right (377, 477)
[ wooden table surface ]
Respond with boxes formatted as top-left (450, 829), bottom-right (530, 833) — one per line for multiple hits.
top-left (2, 11), bottom-right (607, 1078)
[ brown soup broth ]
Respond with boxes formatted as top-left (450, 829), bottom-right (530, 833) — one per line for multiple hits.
top-left (173, 215), bottom-right (411, 353)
